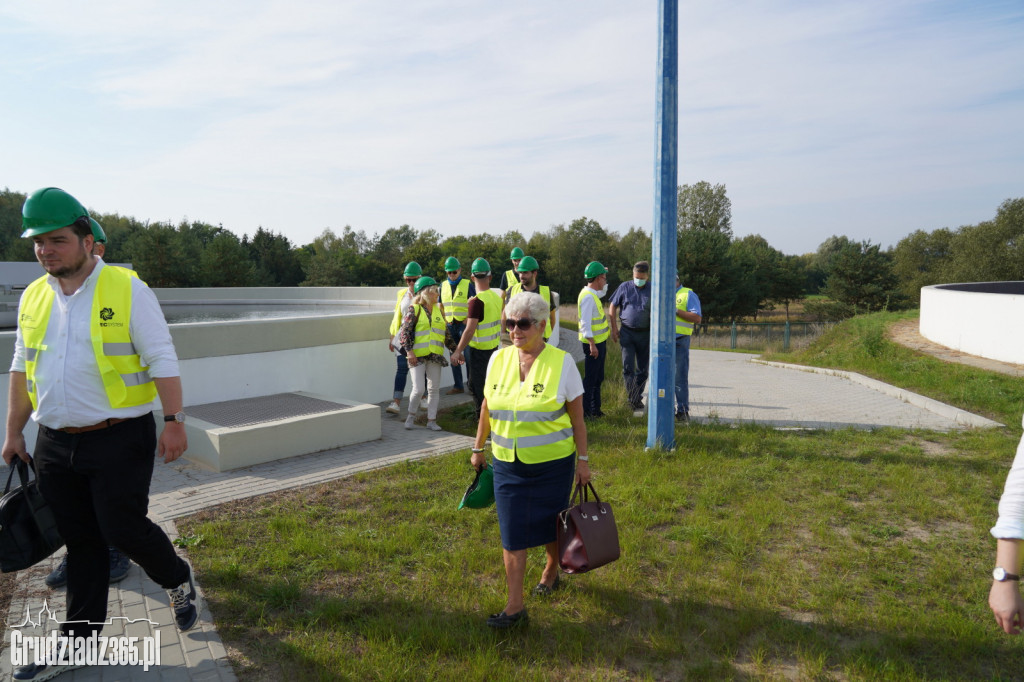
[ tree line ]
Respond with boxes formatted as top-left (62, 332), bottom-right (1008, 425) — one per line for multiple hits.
top-left (2, 186), bottom-right (1022, 322)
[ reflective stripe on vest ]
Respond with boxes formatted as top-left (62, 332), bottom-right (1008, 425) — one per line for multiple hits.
top-left (20, 266), bottom-right (157, 411)
top-left (441, 278), bottom-right (471, 322)
top-left (577, 287), bottom-right (609, 343)
top-left (484, 344), bottom-right (575, 464)
top-left (676, 287), bottom-right (694, 336)
top-left (470, 289), bottom-right (502, 350)
top-left (389, 287), bottom-right (408, 336)
top-left (412, 303), bottom-right (446, 357)
top-left (508, 283), bottom-right (552, 339)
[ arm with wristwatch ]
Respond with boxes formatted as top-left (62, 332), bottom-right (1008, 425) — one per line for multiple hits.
top-left (990, 425), bottom-right (1024, 634)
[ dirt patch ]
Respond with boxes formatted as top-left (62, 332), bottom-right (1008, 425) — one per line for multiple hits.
top-left (0, 571), bottom-right (15, 624)
top-left (887, 318), bottom-right (1024, 377)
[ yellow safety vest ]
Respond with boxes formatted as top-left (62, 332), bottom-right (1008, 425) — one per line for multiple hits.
top-left (577, 287), bottom-right (610, 343)
top-left (676, 287), bottom-right (695, 336)
top-left (20, 266), bottom-right (157, 411)
top-left (441, 278), bottom-right (470, 323)
top-left (485, 344), bottom-right (575, 464)
top-left (411, 303), bottom-right (446, 357)
top-left (503, 269), bottom-right (518, 296)
top-left (508, 283), bottom-right (552, 339)
top-left (389, 287), bottom-right (409, 336)
top-left (470, 289), bottom-right (502, 350)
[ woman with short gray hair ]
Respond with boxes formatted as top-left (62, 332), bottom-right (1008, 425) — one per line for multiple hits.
top-left (470, 291), bottom-right (590, 629)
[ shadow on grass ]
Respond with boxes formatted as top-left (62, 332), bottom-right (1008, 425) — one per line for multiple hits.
top-left (204, 567), bottom-right (1022, 680)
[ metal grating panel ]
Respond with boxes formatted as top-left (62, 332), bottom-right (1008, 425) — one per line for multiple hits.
top-left (186, 393), bottom-right (349, 428)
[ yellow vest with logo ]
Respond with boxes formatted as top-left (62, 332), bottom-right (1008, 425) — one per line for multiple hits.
top-left (441, 278), bottom-right (470, 323)
top-left (411, 303), bottom-right (446, 357)
top-left (503, 269), bottom-right (518, 297)
top-left (470, 289), bottom-right (502, 350)
top-left (508, 283), bottom-right (552, 340)
top-left (577, 287), bottom-right (610, 343)
top-left (20, 266), bottom-right (157, 411)
top-left (389, 287), bottom-right (409, 336)
top-left (675, 287), bottom-right (695, 336)
top-left (485, 344), bottom-right (575, 464)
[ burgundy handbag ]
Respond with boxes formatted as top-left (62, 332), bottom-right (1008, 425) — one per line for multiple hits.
top-left (557, 481), bottom-right (620, 574)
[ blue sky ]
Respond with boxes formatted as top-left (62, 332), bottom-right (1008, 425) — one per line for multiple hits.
top-left (1, 0), bottom-right (1021, 255)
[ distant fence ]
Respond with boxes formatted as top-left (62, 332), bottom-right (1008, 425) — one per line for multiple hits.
top-left (693, 321), bottom-right (834, 352)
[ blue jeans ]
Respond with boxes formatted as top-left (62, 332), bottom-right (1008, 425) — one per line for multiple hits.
top-left (393, 353), bottom-right (409, 400)
top-left (674, 335), bottom-right (691, 413)
top-left (619, 326), bottom-right (650, 408)
top-left (448, 320), bottom-right (466, 389)
top-left (582, 340), bottom-right (607, 416)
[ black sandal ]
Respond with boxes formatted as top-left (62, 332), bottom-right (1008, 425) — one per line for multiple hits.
top-left (486, 608), bottom-right (528, 629)
top-left (533, 574), bottom-right (560, 596)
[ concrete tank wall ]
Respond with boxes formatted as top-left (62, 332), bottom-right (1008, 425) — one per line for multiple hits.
top-left (920, 282), bottom-right (1024, 365)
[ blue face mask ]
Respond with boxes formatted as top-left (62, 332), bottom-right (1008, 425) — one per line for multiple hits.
top-left (634, 278), bottom-right (648, 287)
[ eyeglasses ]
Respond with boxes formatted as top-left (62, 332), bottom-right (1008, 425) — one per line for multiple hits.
top-left (405, 278), bottom-right (417, 283)
top-left (446, 271), bottom-right (458, 275)
top-left (506, 318), bottom-right (536, 331)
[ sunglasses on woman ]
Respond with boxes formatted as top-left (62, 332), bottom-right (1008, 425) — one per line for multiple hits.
top-left (506, 318), bottom-right (536, 330)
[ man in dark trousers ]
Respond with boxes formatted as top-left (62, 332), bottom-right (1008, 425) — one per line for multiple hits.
top-left (608, 261), bottom-right (652, 417)
top-left (2, 188), bottom-right (199, 681)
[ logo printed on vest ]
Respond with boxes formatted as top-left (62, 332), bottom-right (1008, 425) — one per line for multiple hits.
top-left (100, 308), bottom-right (115, 321)
top-left (533, 383), bottom-right (544, 394)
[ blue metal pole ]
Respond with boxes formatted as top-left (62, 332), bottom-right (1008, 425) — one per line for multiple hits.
top-left (646, 0), bottom-right (678, 450)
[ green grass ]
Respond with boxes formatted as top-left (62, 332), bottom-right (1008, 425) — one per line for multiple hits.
top-left (180, 312), bottom-right (1024, 680)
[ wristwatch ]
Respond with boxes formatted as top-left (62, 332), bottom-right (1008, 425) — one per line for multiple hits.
top-left (993, 567), bottom-right (1020, 582)
top-left (164, 411), bottom-right (186, 424)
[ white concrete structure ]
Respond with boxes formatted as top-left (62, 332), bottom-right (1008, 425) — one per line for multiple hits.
top-left (0, 287), bottom-right (447, 465)
top-left (920, 282), bottom-right (1024, 365)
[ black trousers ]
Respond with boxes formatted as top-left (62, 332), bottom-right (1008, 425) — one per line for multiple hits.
top-left (466, 345), bottom-right (495, 420)
top-left (619, 326), bottom-right (650, 408)
top-left (35, 413), bottom-right (189, 637)
top-left (582, 340), bottom-right (607, 416)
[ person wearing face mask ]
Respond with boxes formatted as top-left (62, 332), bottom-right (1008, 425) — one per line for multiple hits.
top-left (440, 257), bottom-right (474, 395)
top-left (608, 261), bottom-right (652, 417)
top-left (398, 276), bottom-right (448, 431)
top-left (503, 256), bottom-right (555, 341)
top-left (577, 261), bottom-right (610, 419)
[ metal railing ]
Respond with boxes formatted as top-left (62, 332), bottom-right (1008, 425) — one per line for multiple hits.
top-left (692, 321), bottom-right (834, 352)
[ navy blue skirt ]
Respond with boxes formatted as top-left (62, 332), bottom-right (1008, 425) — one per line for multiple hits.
top-left (493, 453), bottom-right (576, 551)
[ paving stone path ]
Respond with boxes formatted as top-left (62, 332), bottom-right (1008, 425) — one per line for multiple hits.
top-left (1, 326), bottom-right (1006, 680)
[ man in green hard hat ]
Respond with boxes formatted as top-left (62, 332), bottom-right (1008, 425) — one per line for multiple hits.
top-left (440, 256), bottom-right (474, 395)
top-left (386, 261), bottom-right (423, 414)
top-left (450, 258), bottom-right (503, 420)
top-left (503, 256), bottom-right (556, 342)
top-left (499, 246), bottom-right (524, 299)
top-left (577, 261), bottom-right (611, 418)
top-left (3, 188), bottom-right (200, 680)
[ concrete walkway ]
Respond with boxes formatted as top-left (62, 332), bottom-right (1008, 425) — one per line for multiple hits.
top-left (0, 334), bottom-right (1001, 681)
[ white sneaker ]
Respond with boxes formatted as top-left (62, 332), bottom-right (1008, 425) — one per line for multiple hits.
top-left (427, 421), bottom-right (442, 431)
top-left (386, 400), bottom-right (400, 414)
top-left (405, 416), bottom-right (415, 429)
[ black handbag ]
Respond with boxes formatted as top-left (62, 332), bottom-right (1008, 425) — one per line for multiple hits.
top-left (557, 481), bottom-right (620, 574)
top-left (0, 458), bottom-right (64, 573)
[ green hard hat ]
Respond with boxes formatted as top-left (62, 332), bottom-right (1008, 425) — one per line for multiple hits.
top-left (458, 465), bottom-right (495, 510)
top-left (89, 217), bottom-right (107, 244)
top-left (414, 275), bottom-right (438, 293)
top-left (516, 255), bottom-right (539, 272)
top-left (21, 187), bottom-right (89, 238)
top-left (403, 261), bottom-right (423, 278)
top-left (510, 246), bottom-right (525, 259)
top-left (444, 256), bottom-right (460, 271)
top-left (584, 261), bottom-right (608, 278)
top-left (471, 257), bottom-right (491, 274)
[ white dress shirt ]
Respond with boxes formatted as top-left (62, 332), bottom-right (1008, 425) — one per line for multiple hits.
top-left (578, 287), bottom-right (601, 340)
top-left (992, 415), bottom-right (1024, 540)
top-left (10, 259), bottom-right (180, 429)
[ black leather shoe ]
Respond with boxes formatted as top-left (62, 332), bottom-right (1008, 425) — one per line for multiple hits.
top-left (533, 574), bottom-right (560, 596)
top-left (486, 608), bottom-right (528, 629)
